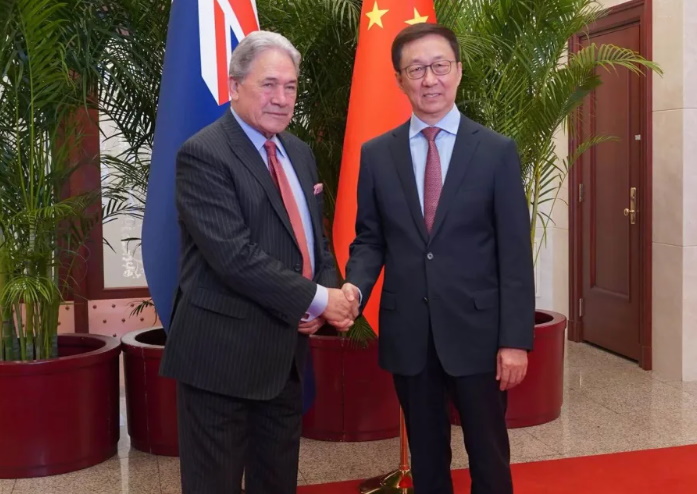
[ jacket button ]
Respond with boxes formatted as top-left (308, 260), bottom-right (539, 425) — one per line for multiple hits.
top-left (426, 252), bottom-right (434, 260)
top-left (293, 264), bottom-right (301, 272)
top-left (423, 297), bottom-right (429, 303)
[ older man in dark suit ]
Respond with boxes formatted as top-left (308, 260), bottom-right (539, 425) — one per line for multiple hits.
top-left (160, 31), bottom-right (357, 494)
top-left (342, 24), bottom-right (535, 494)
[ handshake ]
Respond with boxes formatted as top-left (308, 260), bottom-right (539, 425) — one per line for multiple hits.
top-left (322, 283), bottom-right (360, 332)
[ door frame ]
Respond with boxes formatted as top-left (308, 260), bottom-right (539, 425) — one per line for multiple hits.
top-left (568, 0), bottom-right (653, 369)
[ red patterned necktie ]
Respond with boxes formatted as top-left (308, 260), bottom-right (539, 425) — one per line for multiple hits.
top-left (263, 140), bottom-right (313, 279)
top-left (422, 127), bottom-right (442, 233)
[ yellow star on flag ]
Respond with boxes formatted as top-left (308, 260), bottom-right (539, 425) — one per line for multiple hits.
top-left (366, 1), bottom-right (389, 30)
top-left (405, 8), bottom-right (429, 25)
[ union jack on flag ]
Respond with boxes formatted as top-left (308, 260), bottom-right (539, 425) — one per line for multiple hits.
top-left (198, 0), bottom-right (259, 104)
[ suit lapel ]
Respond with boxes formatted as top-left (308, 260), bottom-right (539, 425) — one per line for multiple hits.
top-left (277, 133), bottom-right (324, 260)
top-left (429, 116), bottom-right (480, 242)
top-left (389, 122), bottom-right (429, 243)
top-left (220, 112), bottom-right (297, 246)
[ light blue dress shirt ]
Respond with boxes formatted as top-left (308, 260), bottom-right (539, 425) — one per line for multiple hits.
top-left (231, 109), bottom-right (328, 320)
top-left (409, 104), bottom-right (461, 213)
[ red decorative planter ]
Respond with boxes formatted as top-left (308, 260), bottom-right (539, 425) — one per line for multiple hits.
top-left (302, 335), bottom-right (400, 441)
top-left (0, 334), bottom-right (121, 478)
top-left (122, 327), bottom-right (178, 456)
top-left (451, 309), bottom-right (567, 428)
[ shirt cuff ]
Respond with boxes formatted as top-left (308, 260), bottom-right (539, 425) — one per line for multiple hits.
top-left (303, 285), bottom-right (328, 321)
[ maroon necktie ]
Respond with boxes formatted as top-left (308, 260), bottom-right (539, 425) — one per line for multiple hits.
top-left (422, 127), bottom-right (442, 233)
top-left (263, 140), bottom-right (313, 279)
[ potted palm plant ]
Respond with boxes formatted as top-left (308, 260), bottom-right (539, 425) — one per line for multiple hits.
top-left (440, 0), bottom-right (660, 427)
top-left (0, 0), bottom-right (123, 478)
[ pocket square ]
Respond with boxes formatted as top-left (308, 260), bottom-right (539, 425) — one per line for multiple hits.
top-left (313, 183), bottom-right (324, 195)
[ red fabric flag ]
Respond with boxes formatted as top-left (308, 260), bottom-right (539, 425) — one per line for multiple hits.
top-left (333, 1), bottom-right (437, 333)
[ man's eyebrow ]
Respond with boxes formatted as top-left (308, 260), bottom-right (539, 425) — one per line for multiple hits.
top-left (407, 54), bottom-right (447, 65)
top-left (261, 77), bottom-right (298, 84)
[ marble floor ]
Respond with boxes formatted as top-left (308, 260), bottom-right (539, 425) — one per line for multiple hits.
top-left (3, 340), bottom-right (697, 493)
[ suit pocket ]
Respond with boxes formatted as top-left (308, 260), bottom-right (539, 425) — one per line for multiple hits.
top-left (473, 289), bottom-right (498, 310)
top-left (188, 288), bottom-right (250, 319)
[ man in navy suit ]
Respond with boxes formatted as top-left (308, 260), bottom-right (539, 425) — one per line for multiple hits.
top-left (343, 24), bottom-right (535, 494)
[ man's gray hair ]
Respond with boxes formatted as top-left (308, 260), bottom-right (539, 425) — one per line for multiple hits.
top-left (228, 30), bottom-right (301, 79)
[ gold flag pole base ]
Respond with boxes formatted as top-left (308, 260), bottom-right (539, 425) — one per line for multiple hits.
top-left (358, 468), bottom-right (413, 494)
top-left (358, 409), bottom-right (413, 493)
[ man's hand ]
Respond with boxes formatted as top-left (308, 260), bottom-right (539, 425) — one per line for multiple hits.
top-left (496, 348), bottom-right (528, 391)
top-left (298, 317), bottom-right (325, 335)
top-left (322, 288), bottom-right (357, 331)
top-left (341, 283), bottom-right (360, 319)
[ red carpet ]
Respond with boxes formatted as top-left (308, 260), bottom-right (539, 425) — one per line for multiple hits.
top-left (298, 444), bottom-right (697, 493)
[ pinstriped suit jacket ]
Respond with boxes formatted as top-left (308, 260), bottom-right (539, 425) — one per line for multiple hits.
top-left (160, 110), bottom-right (338, 400)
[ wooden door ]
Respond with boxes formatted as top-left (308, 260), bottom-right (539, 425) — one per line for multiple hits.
top-left (570, 1), bottom-right (651, 366)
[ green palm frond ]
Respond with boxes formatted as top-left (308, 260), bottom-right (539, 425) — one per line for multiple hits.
top-left (436, 0), bottom-right (660, 246)
top-left (345, 316), bottom-right (375, 347)
top-left (96, 0), bottom-right (170, 259)
top-left (573, 43), bottom-right (660, 77)
top-left (0, 274), bottom-right (59, 308)
top-left (0, 0), bottom-right (116, 360)
top-left (98, 0), bottom-right (170, 152)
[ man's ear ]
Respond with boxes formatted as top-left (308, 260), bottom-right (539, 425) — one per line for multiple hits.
top-left (395, 71), bottom-right (406, 94)
top-left (228, 77), bottom-right (240, 101)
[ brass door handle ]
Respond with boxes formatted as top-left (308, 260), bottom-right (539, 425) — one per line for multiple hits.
top-left (624, 187), bottom-right (637, 224)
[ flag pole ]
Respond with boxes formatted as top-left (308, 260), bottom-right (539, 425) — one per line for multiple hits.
top-left (358, 408), bottom-right (412, 493)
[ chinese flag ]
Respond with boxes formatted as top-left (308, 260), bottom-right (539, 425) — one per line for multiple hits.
top-left (333, 1), bottom-right (436, 333)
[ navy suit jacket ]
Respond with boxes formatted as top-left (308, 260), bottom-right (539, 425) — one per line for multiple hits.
top-left (346, 113), bottom-right (535, 377)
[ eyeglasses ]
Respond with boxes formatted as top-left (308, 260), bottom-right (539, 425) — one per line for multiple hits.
top-left (401, 60), bottom-right (456, 80)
